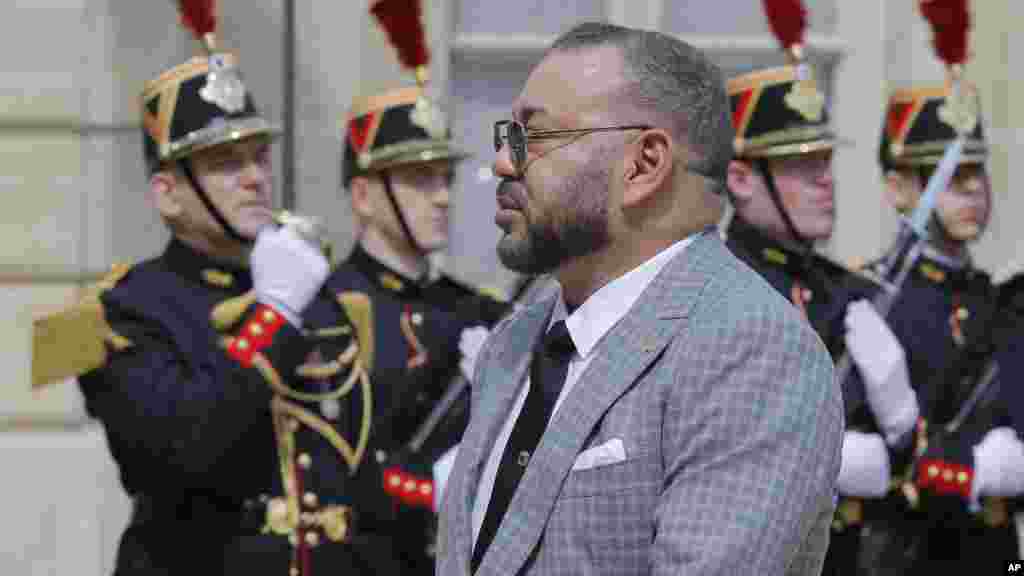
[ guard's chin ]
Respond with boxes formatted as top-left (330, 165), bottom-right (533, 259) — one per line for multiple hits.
top-left (233, 220), bottom-right (270, 241)
top-left (947, 221), bottom-right (982, 242)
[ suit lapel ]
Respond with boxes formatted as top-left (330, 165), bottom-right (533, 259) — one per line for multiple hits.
top-left (448, 295), bottom-right (557, 573)
top-left (477, 232), bottom-right (726, 576)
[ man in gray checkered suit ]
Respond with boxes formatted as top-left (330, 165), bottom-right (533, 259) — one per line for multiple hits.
top-left (437, 22), bottom-right (843, 576)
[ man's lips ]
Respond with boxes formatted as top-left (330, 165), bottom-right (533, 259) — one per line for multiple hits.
top-left (497, 195), bottom-right (521, 211)
top-left (496, 180), bottom-right (527, 212)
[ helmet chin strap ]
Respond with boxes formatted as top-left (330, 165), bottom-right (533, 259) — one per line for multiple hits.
top-left (178, 158), bottom-right (251, 245)
top-left (917, 166), bottom-right (966, 247)
top-left (755, 159), bottom-right (811, 253)
top-left (380, 169), bottom-right (429, 260)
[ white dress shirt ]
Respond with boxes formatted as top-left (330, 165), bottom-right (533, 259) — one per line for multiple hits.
top-left (470, 232), bottom-right (702, 550)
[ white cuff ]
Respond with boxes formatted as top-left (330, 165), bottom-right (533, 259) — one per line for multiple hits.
top-left (838, 431), bottom-right (891, 498)
top-left (973, 427), bottom-right (1024, 501)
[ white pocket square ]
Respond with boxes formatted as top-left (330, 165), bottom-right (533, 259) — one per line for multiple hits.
top-left (571, 438), bottom-right (626, 471)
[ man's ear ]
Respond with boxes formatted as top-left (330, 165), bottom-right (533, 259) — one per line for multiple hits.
top-left (621, 129), bottom-right (672, 209)
top-left (150, 170), bottom-right (182, 220)
top-left (726, 159), bottom-right (756, 204)
top-left (884, 170), bottom-right (917, 213)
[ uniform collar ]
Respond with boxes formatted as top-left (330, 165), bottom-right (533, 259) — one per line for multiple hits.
top-left (348, 244), bottom-right (426, 298)
top-left (921, 244), bottom-right (970, 271)
top-left (162, 237), bottom-right (252, 292)
top-left (727, 216), bottom-right (816, 278)
top-left (914, 250), bottom-right (977, 289)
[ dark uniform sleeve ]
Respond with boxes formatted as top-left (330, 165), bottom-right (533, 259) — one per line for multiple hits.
top-left (995, 334), bottom-right (1024, 438)
top-left (80, 297), bottom-right (310, 495)
top-left (996, 276), bottom-right (1024, 438)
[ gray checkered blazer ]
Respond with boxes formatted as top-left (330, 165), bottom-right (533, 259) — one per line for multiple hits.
top-left (437, 231), bottom-right (843, 575)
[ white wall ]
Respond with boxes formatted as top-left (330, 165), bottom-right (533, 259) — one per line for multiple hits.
top-left (1, 2), bottom-right (284, 574)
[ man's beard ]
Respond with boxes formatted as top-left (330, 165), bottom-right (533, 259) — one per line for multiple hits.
top-left (496, 153), bottom-right (612, 274)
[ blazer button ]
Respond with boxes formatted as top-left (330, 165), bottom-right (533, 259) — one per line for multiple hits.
top-left (517, 451), bottom-right (530, 466)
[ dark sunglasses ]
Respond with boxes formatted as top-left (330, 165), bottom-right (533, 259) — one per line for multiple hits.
top-left (494, 119), bottom-right (651, 176)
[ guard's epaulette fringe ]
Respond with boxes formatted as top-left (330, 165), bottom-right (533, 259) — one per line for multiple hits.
top-left (31, 263), bottom-right (134, 388)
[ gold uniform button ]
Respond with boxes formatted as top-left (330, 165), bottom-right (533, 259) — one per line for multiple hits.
top-left (250, 323), bottom-right (264, 336)
top-left (263, 310), bottom-right (277, 323)
top-left (297, 453), bottom-right (312, 469)
top-left (303, 492), bottom-right (318, 507)
top-left (927, 465), bottom-right (939, 478)
top-left (803, 289), bottom-right (813, 302)
top-left (957, 471), bottom-right (969, 484)
top-left (942, 469), bottom-right (954, 482)
top-left (389, 475), bottom-right (402, 488)
top-left (305, 531), bottom-right (320, 546)
top-left (956, 308), bottom-right (969, 321)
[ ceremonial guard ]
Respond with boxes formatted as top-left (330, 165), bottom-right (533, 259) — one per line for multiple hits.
top-left (324, 1), bottom-right (508, 573)
top-left (723, 2), bottom-right (919, 574)
top-left (867, 1), bottom-right (1024, 570)
top-left (31, 2), bottom-right (402, 574)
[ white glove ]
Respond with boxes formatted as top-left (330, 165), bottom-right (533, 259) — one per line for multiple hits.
top-left (432, 443), bottom-right (459, 513)
top-left (458, 326), bottom-right (490, 382)
top-left (971, 427), bottom-right (1024, 505)
top-left (844, 300), bottom-right (919, 443)
top-left (838, 430), bottom-right (891, 498)
top-left (251, 225), bottom-right (329, 328)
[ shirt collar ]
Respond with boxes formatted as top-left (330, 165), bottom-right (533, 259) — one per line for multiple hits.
top-left (551, 231), bottom-right (703, 359)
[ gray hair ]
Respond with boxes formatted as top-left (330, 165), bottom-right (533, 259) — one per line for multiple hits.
top-left (547, 22), bottom-right (733, 186)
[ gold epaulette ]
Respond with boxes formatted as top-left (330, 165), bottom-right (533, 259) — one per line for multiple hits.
top-left (31, 263), bottom-right (134, 388)
top-left (444, 268), bottom-right (509, 303)
top-left (477, 284), bottom-right (508, 304)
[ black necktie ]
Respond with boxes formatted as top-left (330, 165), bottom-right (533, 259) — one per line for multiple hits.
top-left (471, 320), bottom-right (576, 573)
